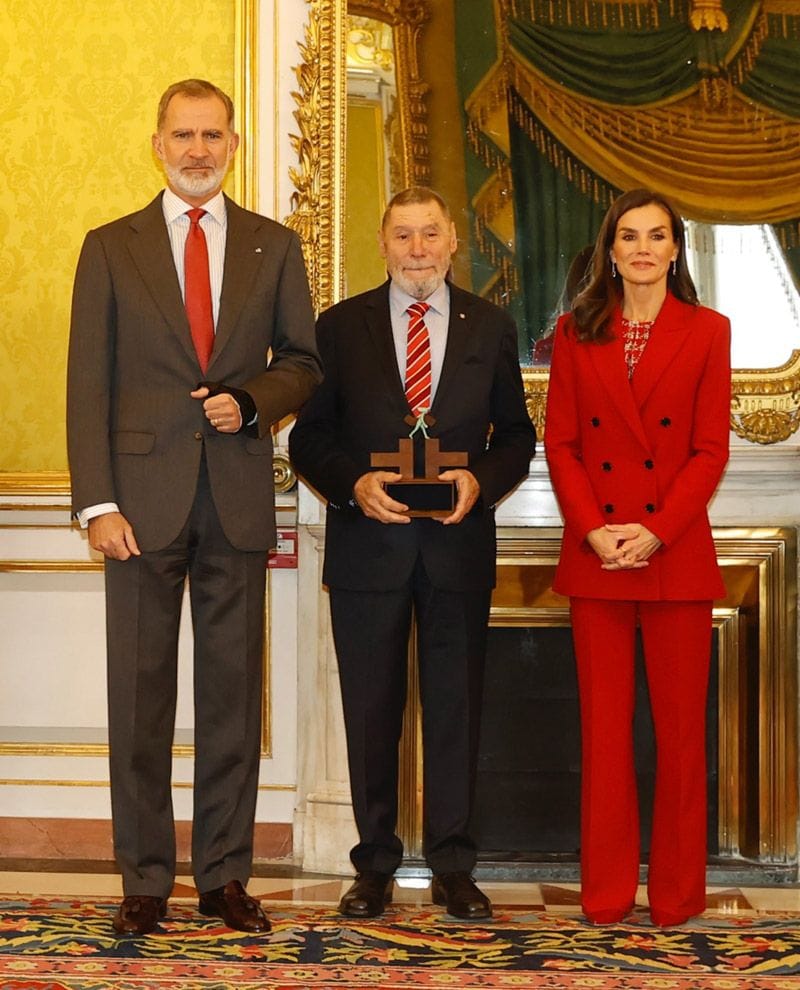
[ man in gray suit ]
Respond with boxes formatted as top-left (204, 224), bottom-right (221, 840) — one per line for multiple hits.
top-left (67, 79), bottom-right (321, 936)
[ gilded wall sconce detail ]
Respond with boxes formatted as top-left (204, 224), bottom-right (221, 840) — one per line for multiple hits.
top-left (689, 0), bottom-right (729, 31)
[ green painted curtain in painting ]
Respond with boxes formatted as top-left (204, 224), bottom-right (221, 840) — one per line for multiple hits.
top-left (464, 0), bottom-right (800, 351)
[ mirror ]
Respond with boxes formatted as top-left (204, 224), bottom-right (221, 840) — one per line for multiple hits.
top-left (288, 0), bottom-right (800, 445)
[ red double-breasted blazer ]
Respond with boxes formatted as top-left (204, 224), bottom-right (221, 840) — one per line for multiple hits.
top-left (544, 292), bottom-right (730, 601)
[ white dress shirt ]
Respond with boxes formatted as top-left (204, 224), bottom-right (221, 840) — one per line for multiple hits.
top-left (389, 279), bottom-right (450, 401)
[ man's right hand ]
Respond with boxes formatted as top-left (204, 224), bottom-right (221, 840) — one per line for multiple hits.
top-left (353, 472), bottom-right (411, 524)
top-left (88, 512), bottom-right (142, 560)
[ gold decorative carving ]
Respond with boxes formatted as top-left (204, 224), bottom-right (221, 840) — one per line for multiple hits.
top-left (521, 368), bottom-right (550, 438)
top-left (689, 0), bottom-right (730, 31)
top-left (730, 350), bottom-right (800, 444)
top-left (347, 16), bottom-right (395, 72)
top-left (286, 0), bottom-right (346, 314)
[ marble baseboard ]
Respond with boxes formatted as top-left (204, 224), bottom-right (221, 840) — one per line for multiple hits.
top-left (0, 817), bottom-right (292, 864)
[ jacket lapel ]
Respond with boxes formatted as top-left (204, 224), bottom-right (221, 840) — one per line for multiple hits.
top-left (430, 283), bottom-right (474, 416)
top-left (630, 292), bottom-right (693, 409)
top-left (211, 196), bottom-right (267, 371)
top-left (365, 282), bottom-right (410, 418)
top-left (126, 194), bottom-right (197, 366)
top-left (587, 314), bottom-right (651, 453)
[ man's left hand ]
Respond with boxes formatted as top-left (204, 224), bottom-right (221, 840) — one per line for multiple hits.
top-left (191, 386), bottom-right (243, 433)
top-left (438, 469), bottom-right (480, 525)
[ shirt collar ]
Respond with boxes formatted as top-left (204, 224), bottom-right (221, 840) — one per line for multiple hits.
top-left (389, 278), bottom-right (449, 319)
top-left (161, 187), bottom-right (227, 227)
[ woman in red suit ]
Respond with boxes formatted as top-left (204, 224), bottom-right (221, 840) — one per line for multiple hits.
top-left (544, 188), bottom-right (730, 927)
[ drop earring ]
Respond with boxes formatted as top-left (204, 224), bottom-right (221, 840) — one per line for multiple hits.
top-left (672, 259), bottom-right (677, 276)
top-left (611, 260), bottom-right (617, 278)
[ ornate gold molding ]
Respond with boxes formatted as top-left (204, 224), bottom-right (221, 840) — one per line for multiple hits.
top-left (689, 0), bottom-right (730, 31)
top-left (233, 0), bottom-right (259, 212)
top-left (521, 368), bottom-right (550, 438)
top-left (286, 0), bottom-right (346, 314)
top-left (287, 1), bottom-right (429, 313)
top-left (730, 350), bottom-right (800, 444)
top-left (0, 472), bottom-right (71, 495)
top-left (524, 352), bottom-right (800, 444)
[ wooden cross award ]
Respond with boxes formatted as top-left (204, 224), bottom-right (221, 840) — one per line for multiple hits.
top-left (370, 411), bottom-right (468, 517)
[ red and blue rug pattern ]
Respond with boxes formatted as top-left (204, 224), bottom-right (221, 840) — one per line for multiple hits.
top-left (1, 897), bottom-right (800, 988)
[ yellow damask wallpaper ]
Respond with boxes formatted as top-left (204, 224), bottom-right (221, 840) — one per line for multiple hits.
top-left (0, 0), bottom-right (236, 473)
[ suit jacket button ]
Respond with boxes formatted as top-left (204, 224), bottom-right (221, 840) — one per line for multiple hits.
top-left (644, 459), bottom-right (654, 469)
top-left (645, 503), bottom-right (655, 513)
top-left (591, 417), bottom-right (601, 427)
top-left (194, 431), bottom-right (203, 440)
top-left (604, 503), bottom-right (614, 513)
top-left (602, 461), bottom-right (612, 471)
top-left (660, 417), bottom-right (671, 427)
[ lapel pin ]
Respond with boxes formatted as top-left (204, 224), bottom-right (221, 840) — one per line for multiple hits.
top-left (459, 312), bottom-right (466, 319)
top-left (255, 247), bottom-right (262, 253)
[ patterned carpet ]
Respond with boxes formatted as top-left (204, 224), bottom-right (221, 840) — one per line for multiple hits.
top-left (1, 897), bottom-right (800, 989)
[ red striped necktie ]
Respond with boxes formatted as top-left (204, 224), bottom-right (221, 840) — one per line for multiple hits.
top-left (184, 208), bottom-right (214, 374)
top-left (404, 301), bottom-right (432, 416)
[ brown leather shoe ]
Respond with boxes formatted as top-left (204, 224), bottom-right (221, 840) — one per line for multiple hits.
top-left (432, 872), bottom-right (492, 920)
top-left (339, 871), bottom-right (394, 917)
top-left (198, 879), bottom-right (270, 933)
top-left (112, 894), bottom-right (167, 935)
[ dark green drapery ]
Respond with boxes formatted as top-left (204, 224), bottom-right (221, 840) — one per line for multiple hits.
top-left (507, 0), bottom-right (767, 104)
top-left (501, 0), bottom-right (800, 352)
top-left (509, 94), bottom-right (613, 352)
top-left (739, 36), bottom-right (800, 117)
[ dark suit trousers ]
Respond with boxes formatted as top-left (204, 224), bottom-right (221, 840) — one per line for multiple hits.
top-left (329, 557), bottom-right (491, 876)
top-left (104, 457), bottom-right (267, 898)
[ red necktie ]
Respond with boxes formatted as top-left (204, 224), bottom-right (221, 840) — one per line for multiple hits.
top-left (404, 301), bottom-right (432, 415)
top-left (184, 208), bottom-right (214, 373)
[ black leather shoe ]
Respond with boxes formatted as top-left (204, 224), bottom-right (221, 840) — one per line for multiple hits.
top-left (339, 871), bottom-right (394, 917)
top-left (432, 872), bottom-right (492, 920)
top-left (112, 894), bottom-right (167, 935)
top-left (199, 879), bottom-right (270, 933)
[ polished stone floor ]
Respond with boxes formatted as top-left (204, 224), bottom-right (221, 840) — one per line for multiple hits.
top-left (1, 869), bottom-right (799, 919)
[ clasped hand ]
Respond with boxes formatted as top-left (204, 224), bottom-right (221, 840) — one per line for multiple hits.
top-left (190, 385), bottom-right (242, 433)
top-left (353, 468), bottom-right (479, 526)
top-left (587, 523), bottom-right (662, 570)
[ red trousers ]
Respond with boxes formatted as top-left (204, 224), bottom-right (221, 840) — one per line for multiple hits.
top-left (570, 598), bottom-right (712, 922)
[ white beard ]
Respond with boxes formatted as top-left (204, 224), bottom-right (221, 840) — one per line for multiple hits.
top-left (391, 268), bottom-right (444, 301)
top-left (164, 160), bottom-right (228, 199)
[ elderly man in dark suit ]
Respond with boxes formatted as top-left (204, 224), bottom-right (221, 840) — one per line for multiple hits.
top-left (67, 79), bottom-right (321, 937)
top-left (290, 186), bottom-right (536, 920)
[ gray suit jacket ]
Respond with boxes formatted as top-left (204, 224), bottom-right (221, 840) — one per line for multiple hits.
top-left (67, 192), bottom-right (321, 552)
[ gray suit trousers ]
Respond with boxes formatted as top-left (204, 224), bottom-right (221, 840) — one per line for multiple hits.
top-left (104, 457), bottom-right (267, 897)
